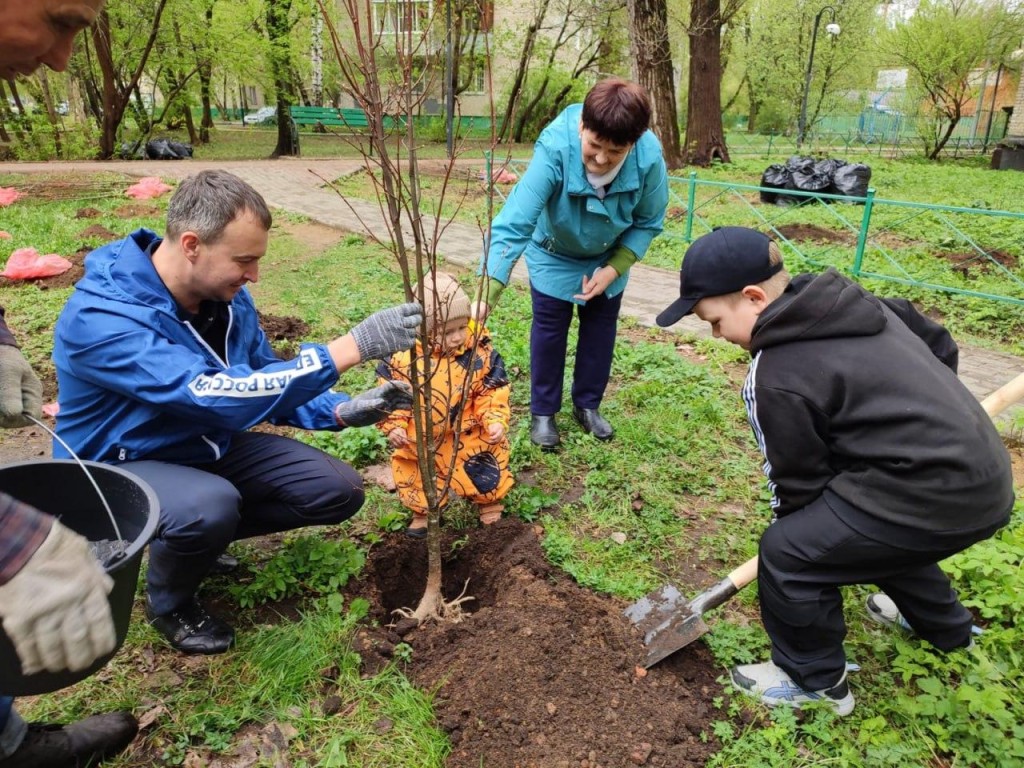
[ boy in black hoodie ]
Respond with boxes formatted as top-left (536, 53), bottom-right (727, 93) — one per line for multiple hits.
top-left (656, 227), bottom-right (1014, 716)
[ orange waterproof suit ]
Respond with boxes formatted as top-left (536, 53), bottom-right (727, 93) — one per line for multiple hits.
top-left (375, 330), bottom-right (513, 518)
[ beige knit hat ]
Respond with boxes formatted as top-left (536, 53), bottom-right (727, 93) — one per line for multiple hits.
top-left (414, 272), bottom-right (471, 333)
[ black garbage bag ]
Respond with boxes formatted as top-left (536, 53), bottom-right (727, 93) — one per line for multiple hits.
top-left (167, 140), bottom-right (194, 158)
top-left (784, 155), bottom-right (816, 174)
top-left (830, 163), bottom-right (872, 200)
top-left (145, 138), bottom-right (193, 160)
top-left (118, 141), bottom-right (145, 160)
top-left (791, 163), bottom-right (833, 204)
top-left (815, 158), bottom-right (846, 178)
top-left (760, 164), bottom-right (790, 204)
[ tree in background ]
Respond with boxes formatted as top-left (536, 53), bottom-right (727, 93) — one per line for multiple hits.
top-left (882, 0), bottom-right (1024, 159)
top-left (628, 0), bottom-right (683, 167)
top-left (89, 0), bottom-right (170, 159)
top-left (728, 0), bottom-right (877, 137)
top-left (682, 0), bottom-right (745, 165)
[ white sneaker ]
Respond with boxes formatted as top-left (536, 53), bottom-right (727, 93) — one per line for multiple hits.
top-left (866, 593), bottom-right (914, 632)
top-left (865, 592), bottom-right (981, 647)
top-left (730, 661), bottom-right (855, 716)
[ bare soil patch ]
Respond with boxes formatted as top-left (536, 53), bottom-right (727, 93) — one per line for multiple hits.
top-left (347, 519), bottom-right (724, 768)
top-left (944, 248), bottom-right (1019, 276)
top-left (775, 223), bottom-right (854, 245)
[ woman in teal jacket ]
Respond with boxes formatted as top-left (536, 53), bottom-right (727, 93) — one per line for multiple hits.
top-left (477, 78), bottom-right (668, 449)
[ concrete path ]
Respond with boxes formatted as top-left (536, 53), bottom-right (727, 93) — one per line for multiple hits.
top-left (3, 158), bottom-right (1022, 422)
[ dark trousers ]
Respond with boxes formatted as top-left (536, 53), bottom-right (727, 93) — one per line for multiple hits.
top-left (758, 496), bottom-right (980, 691)
top-left (529, 283), bottom-right (622, 415)
top-left (124, 431), bottom-right (364, 615)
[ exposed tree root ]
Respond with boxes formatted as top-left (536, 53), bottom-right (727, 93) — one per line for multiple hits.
top-left (392, 578), bottom-right (475, 624)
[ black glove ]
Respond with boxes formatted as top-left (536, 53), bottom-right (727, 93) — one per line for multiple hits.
top-left (334, 381), bottom-right (413, 428)
top-left (349, 303), bottom-right (422, 362)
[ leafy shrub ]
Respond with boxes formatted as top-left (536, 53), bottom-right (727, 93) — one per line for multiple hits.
top-left (229, 534), bottom-right (365, 610)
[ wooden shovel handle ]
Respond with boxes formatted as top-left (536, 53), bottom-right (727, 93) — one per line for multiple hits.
top-left (728, 555), bottom-right (759, 590)
top-left (981, 371), bottom-right (1024, 419)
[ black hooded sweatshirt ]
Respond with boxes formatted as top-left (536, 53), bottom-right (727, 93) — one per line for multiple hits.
top-left (745, 269), bottom-right (1013, 546)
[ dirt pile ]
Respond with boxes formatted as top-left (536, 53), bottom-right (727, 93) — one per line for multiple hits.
top-left (349, 519), bottom-right (723, 767)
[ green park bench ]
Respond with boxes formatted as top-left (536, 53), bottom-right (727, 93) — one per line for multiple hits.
top-left (289, 106), bottom-right (371, 132)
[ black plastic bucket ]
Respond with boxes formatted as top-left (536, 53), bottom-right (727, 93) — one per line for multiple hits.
top-left (0, 460), bottom-right (159, 695)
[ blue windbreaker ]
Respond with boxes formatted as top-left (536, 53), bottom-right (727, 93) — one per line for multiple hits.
top-left (52, 229), bottom-right (351, 464)
top-left (484, 103), bottom-right (668, 303)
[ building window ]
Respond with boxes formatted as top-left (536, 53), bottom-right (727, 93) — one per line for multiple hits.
top-left (465, 56), bottom-right (488, 94)
top-left (374, 0), bottom-right (432, 34)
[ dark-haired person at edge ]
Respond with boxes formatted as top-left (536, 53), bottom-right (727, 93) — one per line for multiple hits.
top-left (475, 77), bottom-right (668, 450)
top-left (0, 1), bottom-right (139, 765)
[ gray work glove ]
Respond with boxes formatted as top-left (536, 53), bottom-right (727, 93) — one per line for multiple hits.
top-left (0, 345), bottom-right (43, 428)
top-left (0, 519), bottom-right (116, 674)
top-left (349, 303), bottom-right (422, 362)
top-left (334, 381), bottom-right (413, 428)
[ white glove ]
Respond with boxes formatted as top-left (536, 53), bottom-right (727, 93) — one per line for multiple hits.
top-left (0, 519), bottom-right (116, 674)
top-left (0, 344), bottom-right (43, 428)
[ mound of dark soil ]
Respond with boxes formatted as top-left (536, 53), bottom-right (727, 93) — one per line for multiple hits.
top-left (348, 519), bottom-right (724, 767)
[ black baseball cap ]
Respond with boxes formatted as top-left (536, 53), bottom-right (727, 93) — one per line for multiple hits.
top-left (655, 227), bottom-right (781, 327)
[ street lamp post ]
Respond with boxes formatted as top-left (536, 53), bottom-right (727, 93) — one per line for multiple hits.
top-left (797, 5), bottom-right (841, 148)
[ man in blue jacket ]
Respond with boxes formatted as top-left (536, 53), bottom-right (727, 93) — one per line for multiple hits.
top-left (53, 170), bottom-right (422, 655)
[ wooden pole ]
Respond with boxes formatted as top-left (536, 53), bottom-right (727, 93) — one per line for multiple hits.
top-left (981, 371), bottom-right (1024, 419)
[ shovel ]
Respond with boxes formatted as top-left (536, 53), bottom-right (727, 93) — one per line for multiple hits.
top-left (627, 368), bottom-right (1024, 668)
top-left (626, 556), bottom-right (758, 668)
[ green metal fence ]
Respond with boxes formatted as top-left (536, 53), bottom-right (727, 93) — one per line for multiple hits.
top-left (484, 153), bottom-right (1024, 307)
top-left (665, 173), bottom-right (1024, 306)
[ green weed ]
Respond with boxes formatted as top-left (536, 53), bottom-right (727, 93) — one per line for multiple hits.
top-left (228, 534), bottom-right (365, 610)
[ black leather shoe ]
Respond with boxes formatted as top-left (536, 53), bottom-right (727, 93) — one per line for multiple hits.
top-left (530, 414), bottom-right (561, 450)
top-left (209, 552), bottom-right (240, 575)
top-left (146, 598), bottom-right (235, 655)
top-left (573, 407), bottom-right (614, 440)
top-left (3, 711), bottom-right (138, 768)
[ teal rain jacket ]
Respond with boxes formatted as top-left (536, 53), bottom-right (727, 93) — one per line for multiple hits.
top-left (483, 103), bottom-right (668, 303)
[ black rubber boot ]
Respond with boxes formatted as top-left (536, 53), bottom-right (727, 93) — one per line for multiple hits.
top-left (0, 712), bottom-right (138, 767)
top-left (530, 415), bottom-right (561, 451)
top-left (573, 407), bottom-right (614, 441)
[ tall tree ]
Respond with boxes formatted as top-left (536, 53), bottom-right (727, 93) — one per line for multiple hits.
top-left (732, 0), bottom-right (877, 136)
top-left (681, 0), bottom-right (746, 166)
top-left (883, 0), bottom-right (1023, 159)
top-left (628, 0), bottom-right (682, 167)
top-left (90, 0), bottom-right (170, 159)
top-left (266, 0), bottom-right (299, 156)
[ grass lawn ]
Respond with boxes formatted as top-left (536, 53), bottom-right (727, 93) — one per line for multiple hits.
top-left (0, 169), bottom-right (1022, 767)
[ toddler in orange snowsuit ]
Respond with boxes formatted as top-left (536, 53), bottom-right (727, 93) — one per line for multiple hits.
top-left (376, 273), bottom-right (514, 538)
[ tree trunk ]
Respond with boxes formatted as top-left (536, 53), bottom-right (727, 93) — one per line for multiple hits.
top-left (497, 0), bottom-right (549, 142)
top-left (684, 0), bottom-right (729, 166)
top-left (267, 0), bottom-right (298, 157)
top-left (628, 0), bottom-right (683, 168)
top-left (91, 2), bottom-right (168, 159)
top-left (198, 1), bottom-right (216, 143)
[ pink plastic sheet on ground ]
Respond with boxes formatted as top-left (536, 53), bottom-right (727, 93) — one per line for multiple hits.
top-left (0, 232), bottom-right (11, 239)
top-left (125, 177), bottom-right (173, 200)
top-left (1, 248), bottom-right (73, 279)
top-left (0, 188), bottom-right (22, 206)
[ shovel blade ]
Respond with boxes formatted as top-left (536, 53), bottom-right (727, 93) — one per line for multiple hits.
top-left (640, 612), bottom-right (710, 668)
top-left (624, 584), bottom-right (690, 640)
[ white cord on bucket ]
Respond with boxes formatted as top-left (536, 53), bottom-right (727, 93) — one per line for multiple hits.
top-left (25, 414), bottom-right (126, 551)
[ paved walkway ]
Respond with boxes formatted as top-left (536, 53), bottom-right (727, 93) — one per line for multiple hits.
top-left (4, 158), bottom-right (1022, 423)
